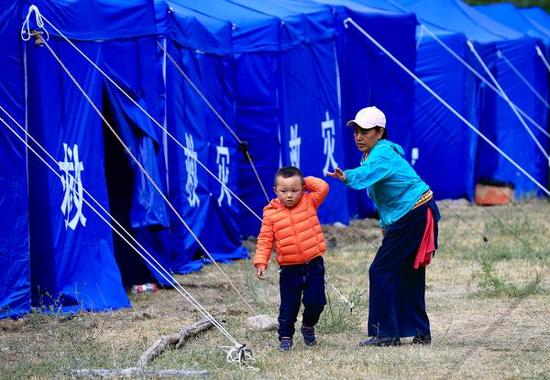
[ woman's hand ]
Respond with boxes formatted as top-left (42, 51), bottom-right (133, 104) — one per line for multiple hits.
top-left (326, 167), bottom-right (346, 182)
top-left (256, 266), bottom-right (266, 280)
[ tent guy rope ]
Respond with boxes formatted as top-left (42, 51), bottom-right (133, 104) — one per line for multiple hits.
top-left (536, 45), bottom-right (550, 73)
top-left (420, 25), bottom-right (550, 139)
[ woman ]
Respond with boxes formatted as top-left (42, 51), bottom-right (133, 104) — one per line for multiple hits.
top-left (327, 106), bottom-right (439, 347)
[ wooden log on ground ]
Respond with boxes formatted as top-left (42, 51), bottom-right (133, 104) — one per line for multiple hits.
top-left (138, 317), bottom-right (214, 368)
top-left (71, 367), bottom-right (207, 378)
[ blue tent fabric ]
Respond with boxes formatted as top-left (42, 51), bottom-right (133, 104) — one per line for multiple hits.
top-left (26, 0), bottom-right (156, 40)
top-left (230, 0), bottom-right (349, 225)
top-left (314, 0), bottom-right (417, 217)
top-left (520, 7), bottom-right (550, 37)
top-left (477, 3), bottom-right (550, 45)
top-left (164, 6), bottom-right (246, 269)
top-left (27, 38), bottom-right (129, 312)
top-left (336, 0), bottom-right (477, 201)
top-left (520, 7), bottom-right (550, 58)
top-left (0, 0), bottom-right (31, 319)
top-left (167, 0), bottom-right (279, 240)
top-left (412, 30), bottom-right (477, 200)
top-left (102, 37), bottom-right (169, 229)
top-left (23, 0), bottom-right (170, 311)
top-left (396, 0), bottom-right (548, 198)
top-left (165, 0), bottom-right (350, 249)
top-left (476, 3), bottom-right (549, 194)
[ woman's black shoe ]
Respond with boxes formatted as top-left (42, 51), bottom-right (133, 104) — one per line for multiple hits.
top-left (359, 337), bottom-right (401, 347)
top-left (412, 333), bottom-right (431, 345)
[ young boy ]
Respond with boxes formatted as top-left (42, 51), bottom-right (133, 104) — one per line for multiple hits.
top-left (253, 166), bottom-right (329, 352)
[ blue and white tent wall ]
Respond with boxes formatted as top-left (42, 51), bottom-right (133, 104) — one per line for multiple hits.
top-left (230, 0), bottom-right (349, 225)
top-left (0, 0), bottom-right (31, 319)
top-left (23, 0), bottom-right (170, 312)
top-left (165, 0), bottom-right (350, 248)
top-left (164, 1), bottom-right (248, 272)
top-left (316, 0), bottom-right (418, 217)
top-left (165, 0), bottom-right (281, 245)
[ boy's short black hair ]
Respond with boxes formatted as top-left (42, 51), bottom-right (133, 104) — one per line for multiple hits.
top-left (274, 166), bottom-right (304, 186)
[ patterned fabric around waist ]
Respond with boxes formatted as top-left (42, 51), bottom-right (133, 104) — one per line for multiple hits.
top-left (413, 190), bottom-right (433, 210)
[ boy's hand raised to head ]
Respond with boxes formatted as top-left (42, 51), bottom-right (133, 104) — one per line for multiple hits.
top-left (326, 167), bottom-right (346, 182)
top-left (256, 266), bottom-right (266, 280)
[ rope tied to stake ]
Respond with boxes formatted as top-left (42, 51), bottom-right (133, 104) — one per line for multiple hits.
top-left (222, 343), bottom-right (255, 370)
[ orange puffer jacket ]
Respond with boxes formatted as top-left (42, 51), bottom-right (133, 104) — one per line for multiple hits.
top-left (253, 177), bottom-right (329, 269)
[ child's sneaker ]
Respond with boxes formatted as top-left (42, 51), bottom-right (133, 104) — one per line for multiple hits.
top-left (301, 325), bottom-right (316, 346)
top-left (278, 337), bottom-right (293, 352)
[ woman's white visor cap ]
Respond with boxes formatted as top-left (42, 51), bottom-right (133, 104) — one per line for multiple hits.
top-left (346, 106), bottom-right (386, 130)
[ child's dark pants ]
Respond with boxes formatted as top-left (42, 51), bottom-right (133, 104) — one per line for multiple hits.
top-left (278, 256), bottom-right (326, 340)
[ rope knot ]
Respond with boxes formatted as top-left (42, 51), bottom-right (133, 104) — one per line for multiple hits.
top-left (21, 5), bottom-right (50, 43)
top-left (223, 343), bottom-right (255, 369)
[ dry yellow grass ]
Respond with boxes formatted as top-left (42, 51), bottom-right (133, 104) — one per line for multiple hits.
top-left (0, 199), bottom-right (549, 378)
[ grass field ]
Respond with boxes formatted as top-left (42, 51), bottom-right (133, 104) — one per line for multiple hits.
top-left (1, 199), bottom-right (549, 379)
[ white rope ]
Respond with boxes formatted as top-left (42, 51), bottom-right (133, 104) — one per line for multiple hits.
top-left (467, 41), bottom-right (549, 162)
top-left (37, 35), bottom-right (256, 315)
top-left (36, 12), bottom-right (264, 221)
top-left (536, 45), bottom-right (550, 73)
top-left (159, 42), bottom-right (270, 203)
top-left (497, 50), bottom-right (549, 109)
top-left (327, 279), bottom-right (354, 312)
top-left (21, 5), bottom-right (49, 42)
top-left (420, 25), bottom-right (550, 139)
top-left (345, 17), bottom-right (550, 196)
top-left (0, 107), bottom-right (254, 366)
top-left (24, 39), bottom-right (30, 200)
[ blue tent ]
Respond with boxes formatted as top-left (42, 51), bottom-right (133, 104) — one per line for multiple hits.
top-left (397, 0), bottom-right (548, 198)
top-left (411, 27), bottom-right (478, 200)
top-left (476, 3), bottom-right (549, 166)
top-left (340, 0), bottom-right (477, 201)
top-left (226, 0), bottom-right (349, 226)
top-left (163, 0), bottom-right (251, 272)
top-left (312, 0), bottom-right (418, 217)
top-left (0, 0), bottom-right (31, 318)
top-left (23, 0), bottom-right (171, 312)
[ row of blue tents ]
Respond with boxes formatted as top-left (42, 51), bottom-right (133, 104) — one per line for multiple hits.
top-left (1, 0), bottom-right (549, 318)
